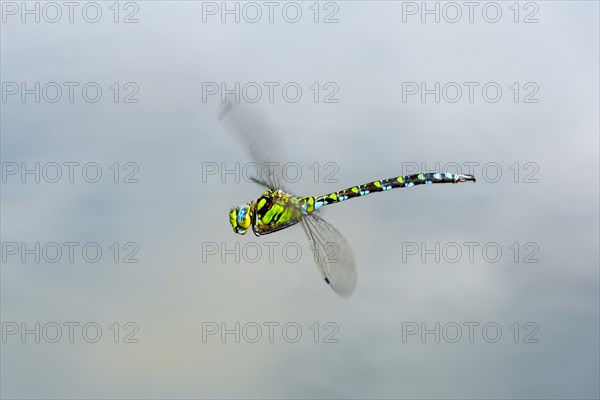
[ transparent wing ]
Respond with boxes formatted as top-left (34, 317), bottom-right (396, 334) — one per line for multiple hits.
top-left (219, 101), bottom-right (286, 190)
top-left (301, 213), bottom-right (357, 297)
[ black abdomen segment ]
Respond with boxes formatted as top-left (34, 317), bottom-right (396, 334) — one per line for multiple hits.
top-left (302, 172), bottom-right (475, 211)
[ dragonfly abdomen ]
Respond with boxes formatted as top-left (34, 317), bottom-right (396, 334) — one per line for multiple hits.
top-left (300, 172), bottom-right (475, 213)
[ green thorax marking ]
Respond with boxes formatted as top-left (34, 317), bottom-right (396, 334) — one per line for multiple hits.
top-left (251, 189), bottom-right (304, 235)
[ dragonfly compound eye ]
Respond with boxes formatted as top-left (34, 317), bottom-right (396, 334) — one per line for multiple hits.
top-left (229, 205), bottom-right (251, 235)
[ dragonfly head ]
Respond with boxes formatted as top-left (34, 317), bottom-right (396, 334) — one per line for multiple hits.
top-left (229, 203), bottom-right (252, 235)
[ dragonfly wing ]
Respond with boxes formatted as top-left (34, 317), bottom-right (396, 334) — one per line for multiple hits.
top-left (301, 214), bottom-right (357, 297)
top-left (219, 101), bottom-right (286, 191)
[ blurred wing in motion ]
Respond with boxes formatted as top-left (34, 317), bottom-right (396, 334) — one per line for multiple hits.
top-left (219, 101), bottom-right (287, 191)
top-left (301, 213), bottom-right (357, 297)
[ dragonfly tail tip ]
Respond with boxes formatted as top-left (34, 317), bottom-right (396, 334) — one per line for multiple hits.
top-left (457, 174), bottom-right (476, 183)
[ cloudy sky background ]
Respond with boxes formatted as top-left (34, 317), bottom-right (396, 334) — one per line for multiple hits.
top-left (1, 1), bottom-right (599, 399)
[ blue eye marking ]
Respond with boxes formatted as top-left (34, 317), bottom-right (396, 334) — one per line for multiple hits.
top-left (237, 207), bottom-right (248, 223)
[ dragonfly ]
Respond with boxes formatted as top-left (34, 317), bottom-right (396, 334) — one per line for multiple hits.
top-left (221, 102), bottom-right (476, 297)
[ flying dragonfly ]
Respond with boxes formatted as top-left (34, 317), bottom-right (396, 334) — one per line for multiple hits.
top-left (221, 102), bottom-right (475, 297)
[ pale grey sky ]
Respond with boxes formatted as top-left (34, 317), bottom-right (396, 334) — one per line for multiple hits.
top-left (1, 1), bottom-right (599, 399)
